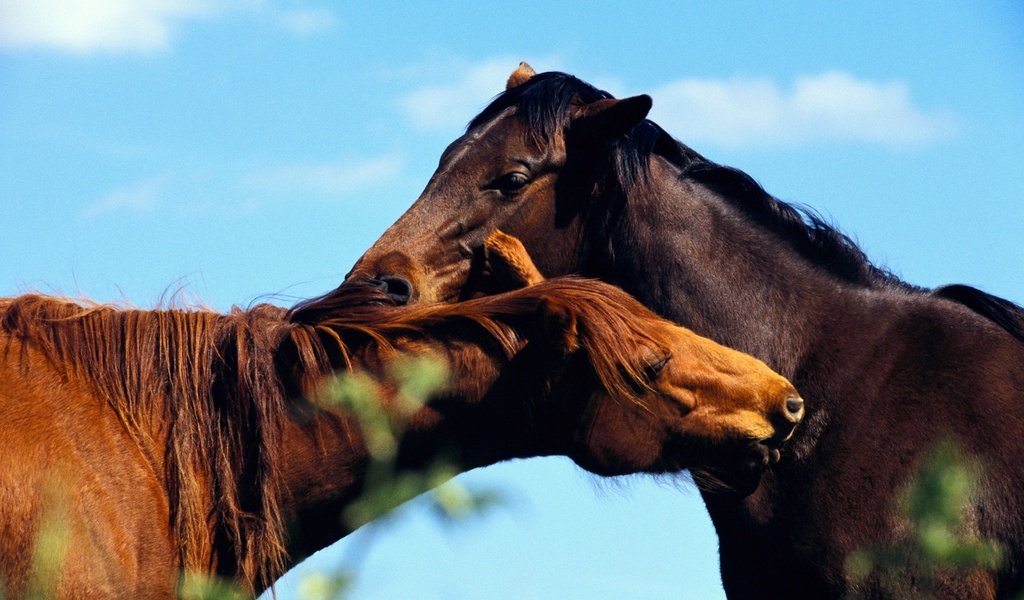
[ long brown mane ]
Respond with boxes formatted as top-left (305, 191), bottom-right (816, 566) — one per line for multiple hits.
top-left (1, 294), bottom-right (295, 591)
top-left (0, 278), bottom-right (672, 592)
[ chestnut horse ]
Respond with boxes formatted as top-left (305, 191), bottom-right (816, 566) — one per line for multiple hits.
top-left (0, 235), bottom-right (800, 599)
top-left (349, 64), bottom-right (1024, 598)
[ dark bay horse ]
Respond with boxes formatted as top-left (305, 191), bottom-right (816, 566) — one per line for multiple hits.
top-left (0, 235), bottom-right (801, 599)
top-left (349, 64), bottom-right (1024, 598)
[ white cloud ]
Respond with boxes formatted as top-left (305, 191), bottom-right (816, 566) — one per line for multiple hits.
top-left (242, 155), bottom-right (403, 196)
top-left (82, 176), bottom-right (167, 217)
top-left (0, 0), bottom-right (338, 54)
top-left (0, 0), bottom-right (217, 53)
top-left (274, 7), bottom-right (336, 37)
top-left (647, 71), bottom-right (958, 148)
top-left (396, 61), bottom-right (953, 148)
top-left (397, 56), bottom-right (566, 132)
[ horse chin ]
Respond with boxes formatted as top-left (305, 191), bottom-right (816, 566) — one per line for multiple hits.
top-left (691, 466), bottom-right (765, 497)
top-left (690, 441), bottom-right (774, 497)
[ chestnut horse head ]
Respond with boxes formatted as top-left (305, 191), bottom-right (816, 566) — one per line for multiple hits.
top-left (301, 231), bottom-right (803, 484)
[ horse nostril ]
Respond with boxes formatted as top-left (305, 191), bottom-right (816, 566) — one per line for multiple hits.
top-left (785, 396), bottom-right (804, 422)
top-left (379, 276), bottom-right (414, 305)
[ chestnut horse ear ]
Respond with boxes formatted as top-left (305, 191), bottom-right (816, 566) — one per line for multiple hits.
top-left (570, 95), bottom-right (653, 142)
top-left (537, 295), bottom-right (581, 354)
top-left (507, 62), bottom-right (537, 89)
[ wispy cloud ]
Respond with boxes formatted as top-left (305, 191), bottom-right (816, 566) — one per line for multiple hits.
top-left (397, 56), bottom-right (564, 132)
top-left (242, 155), bottom-right (403, 196)
top-left (78, 157), bottom-right (398, 218)
top-left (648, 71), bottom-right (959, 148)
top-left (273, 7), bottom-right (336, 37)
top-left (0, 0), bottom-right (216, 53)
top-left (81, 176), bottom-right (167, 217)
top-left (0, 0), bottom-right (338, 54)
top-left (396, 60), bottom-right (954, 148)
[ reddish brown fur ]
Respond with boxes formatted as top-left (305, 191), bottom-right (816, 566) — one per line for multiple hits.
top-left (1, 271), bottom-right (799, 598)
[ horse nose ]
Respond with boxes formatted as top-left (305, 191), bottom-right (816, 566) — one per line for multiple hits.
top-left (785, 396), bottom-right (804, 423)
top-left (378, 275), bottom-right (414, 305)
top-left (764, 395), bottom-right (803, 455)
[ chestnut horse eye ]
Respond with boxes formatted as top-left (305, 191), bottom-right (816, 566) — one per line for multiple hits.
top-left (491, 172), bottom-right (530, 197)
top-left (644, 353), bottom-right (672, 381)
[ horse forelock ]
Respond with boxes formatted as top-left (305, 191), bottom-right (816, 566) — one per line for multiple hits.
top-left (468, 71), bottom-right (612, 140)
top-left (529, 278), bottom-right (673, 405)
top-left (413, 278), bottom-right (671, 406)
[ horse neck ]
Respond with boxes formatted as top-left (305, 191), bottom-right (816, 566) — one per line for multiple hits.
top-left (393, 340), bottom-right (589, 471)
top-left (602, 156), bottom-right (886, 395)
top-left (275, 325), bottom-right (577, 565)
top-left (274, 399), bottom-right (366, 565)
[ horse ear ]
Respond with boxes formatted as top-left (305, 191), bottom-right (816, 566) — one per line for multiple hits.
top-left (507, 62), bottom-right (537, 89)
top-left (483, 230), bottom-right (546, 290)
top-left (570, 95), bottom-right (653, 142)
top-left (537, 295), bottom-right (581, 354)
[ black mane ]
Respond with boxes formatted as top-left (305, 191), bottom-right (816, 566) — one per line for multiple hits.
top-left (473, 72), bottom-right (904, 289)
top-left (470, 70), bottom-right (1024, 340)
top-left (932, 284), bottom-right (1024, 343)
top-left (682, 163), bottom-right (909, 290)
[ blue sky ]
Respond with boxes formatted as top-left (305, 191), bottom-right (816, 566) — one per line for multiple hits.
top-left (2, 2), bottom-right (1022, 598)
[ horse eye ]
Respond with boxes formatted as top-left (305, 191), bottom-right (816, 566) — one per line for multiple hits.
top-left (491, 172), bottom-right (530, 196)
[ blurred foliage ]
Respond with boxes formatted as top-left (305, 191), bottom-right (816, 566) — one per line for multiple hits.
top-left (2, 354), bottom-right (501, 600)
top-left (20, 478), bottom-right (72, 600)
top-left (845, 440), bottom-right (1005, 598)
top-left (178, 573), bottom-right (248, 600)
top-left (322, 354), bottom-right (503, 530)
top-left (283, 354), bottom-right (505, 600)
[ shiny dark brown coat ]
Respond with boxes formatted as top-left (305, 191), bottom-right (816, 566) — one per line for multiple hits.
top-left (351, 64), bottom-right (1024, 598)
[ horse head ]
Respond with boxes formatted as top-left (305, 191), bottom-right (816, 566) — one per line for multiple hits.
top-left (348, 62), bottom-right (653, 303)
top-left (461, 231), bottom-right (804, 491)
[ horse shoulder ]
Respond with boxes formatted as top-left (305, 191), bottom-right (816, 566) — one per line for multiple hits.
top-left (715, 292), bottom-right (1024, 597)
top-left (0, 336), bottom-right (176, 597)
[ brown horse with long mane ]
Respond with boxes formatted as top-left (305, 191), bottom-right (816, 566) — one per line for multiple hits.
top-left (0, 234), bottom-right (801, 599)
top-left (349, 64), bottom-right (1024, 598)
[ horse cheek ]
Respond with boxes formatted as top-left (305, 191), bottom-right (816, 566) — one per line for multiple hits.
top-left (576, 397), bottom-right (664, 476)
